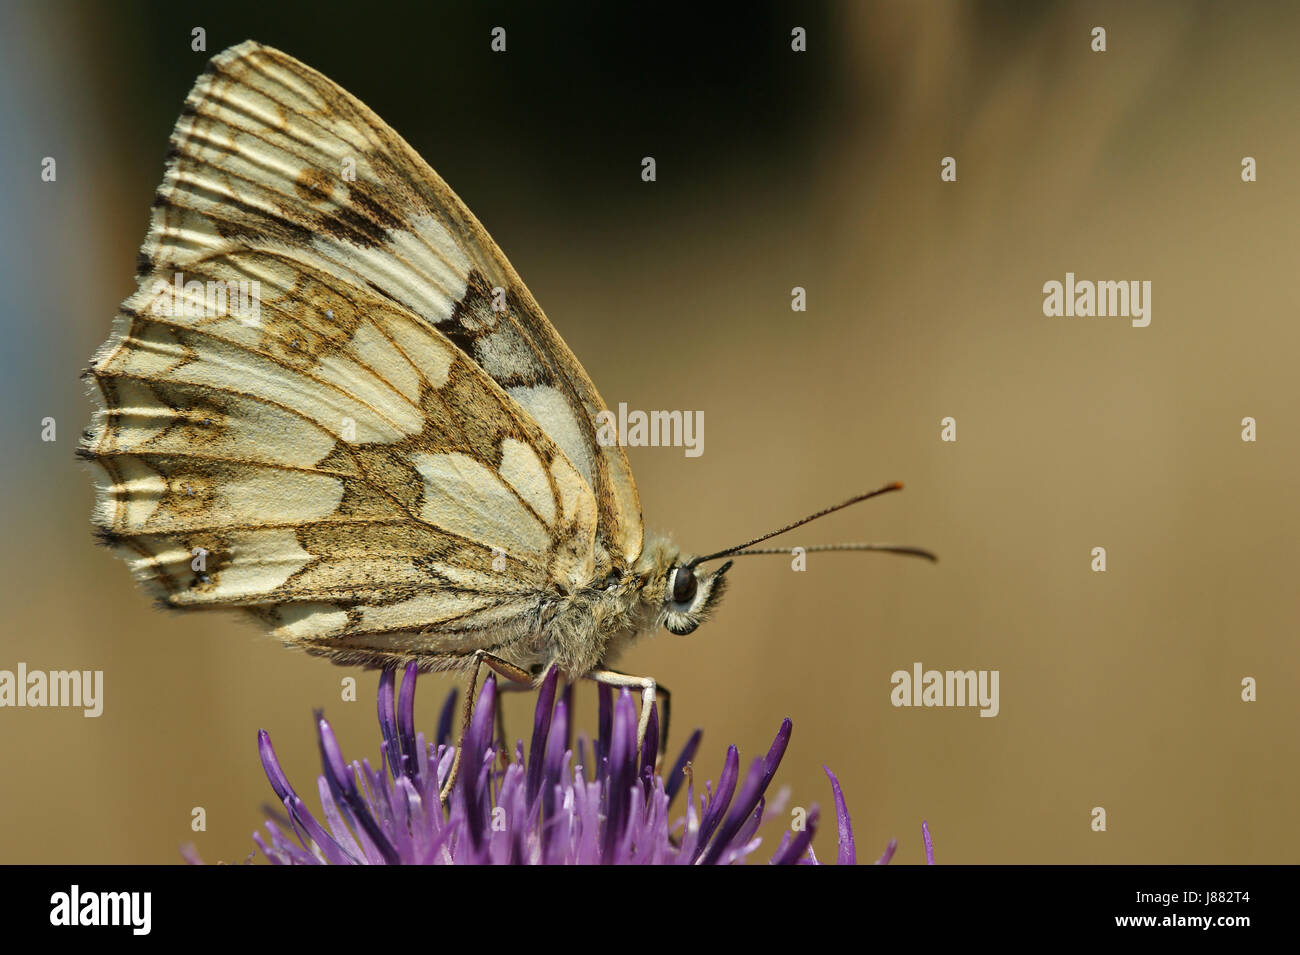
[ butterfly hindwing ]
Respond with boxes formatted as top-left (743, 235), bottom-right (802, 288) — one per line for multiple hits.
top-left (83, 41), bottom-right (640, 669)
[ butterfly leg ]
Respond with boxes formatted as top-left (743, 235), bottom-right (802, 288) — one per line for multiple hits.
top-left (493, 677), bottom-right (541, 769)
top-left (440, 650), bottom-right (534, 804)
top-left (586, 669), bottom-right (671, 769)
top-left (494, 692), bottom-right (509, 770)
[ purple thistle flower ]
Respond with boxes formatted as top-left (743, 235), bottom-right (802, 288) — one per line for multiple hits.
top-left (188, 663), bottom-right (934, 864)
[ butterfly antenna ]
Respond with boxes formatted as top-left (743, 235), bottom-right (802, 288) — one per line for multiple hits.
top-left (689, 482), bottom-right (933, 567)
top-left (726, 542), bottom-right (937, 561)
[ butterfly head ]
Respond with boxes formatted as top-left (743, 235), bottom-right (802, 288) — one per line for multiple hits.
top-left (658, 558), bottom-right (733, 636)
top-left (626, 537), bottom-right (732, 637)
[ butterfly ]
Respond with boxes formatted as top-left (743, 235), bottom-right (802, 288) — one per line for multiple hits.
top-left (81, 41), bottom-right (933, 788)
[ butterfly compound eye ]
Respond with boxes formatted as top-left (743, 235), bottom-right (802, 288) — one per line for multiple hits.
top-left (671, 566), bottom-right (698, 606)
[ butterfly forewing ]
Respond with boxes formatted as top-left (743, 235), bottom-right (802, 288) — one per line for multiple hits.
top-left (83, 41), bottom-right (643, 670)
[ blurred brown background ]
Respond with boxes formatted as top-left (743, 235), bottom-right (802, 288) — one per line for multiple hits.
top-left (1, 0), bottom-right (1297, 864)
